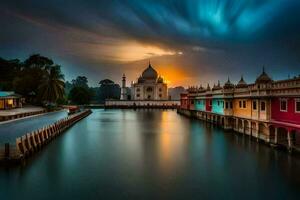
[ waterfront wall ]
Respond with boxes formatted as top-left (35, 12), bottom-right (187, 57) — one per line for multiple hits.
top-left (0, 109), bottom-right (92, 164)
top-left (177, 108), bottom-right (300, 152)
top-left (180, 71), bottom-right (300, 153)
top-left (0, 109), bottom-right (46, 122)
top-left (105, 100), bottom-right (180, 109)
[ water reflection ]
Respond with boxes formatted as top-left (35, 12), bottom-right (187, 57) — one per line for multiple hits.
top-left (0, 109), bottom-right (300, 199)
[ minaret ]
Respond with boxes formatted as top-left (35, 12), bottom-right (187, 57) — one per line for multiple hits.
top-left (121, 74), bottom-right (126, 100)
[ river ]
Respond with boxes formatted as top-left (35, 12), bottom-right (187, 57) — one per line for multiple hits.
top-left (0, 109), bottom-right (299, 199)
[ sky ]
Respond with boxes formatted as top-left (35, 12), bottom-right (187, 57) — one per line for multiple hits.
top-left (1, 0), bottom-right (300, 87)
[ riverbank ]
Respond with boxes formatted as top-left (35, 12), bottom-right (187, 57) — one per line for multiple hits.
top-left (0, 106), bottom-right (46, 122)
top-left (0, 109), bottom-right (92, 165)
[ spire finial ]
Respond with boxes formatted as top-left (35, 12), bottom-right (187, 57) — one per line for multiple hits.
top-left (262, 65), bottom-right (265, 73)
top-left (218, 80), bottom-right (220, 86)
top-left (148, 60), bottom-right (151, 67)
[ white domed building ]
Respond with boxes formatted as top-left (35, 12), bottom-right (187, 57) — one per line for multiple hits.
top-left (130, 62), bottom-right (168, 100)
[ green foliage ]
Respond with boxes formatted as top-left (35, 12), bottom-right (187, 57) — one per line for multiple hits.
top-left (98, 79), bottom-right (120, 103)
top-left (56, 96), bottom-right (68, 105)
top-left (66, 76), bottom-right (95, 104)
top-left (72, 76), bottom-right (89, 89)
top-left (69, 86), bottom-right (91, 105)
top-left (0, 54), bottom-right (65, 106)
top-left (0, 58), bottom-right (21, 90)
top-left (39, 65), bottom-right (65, 104)
top-left (64, 81), bottom-right (73, 96)
top-left (69, 87), bottom-right (91, 105)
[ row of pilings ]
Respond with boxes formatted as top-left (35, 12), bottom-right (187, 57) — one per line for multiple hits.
top-left (0, 109), bottom-right (92, 165)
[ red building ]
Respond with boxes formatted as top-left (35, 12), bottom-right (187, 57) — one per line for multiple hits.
top-left (180, 93), bottom-right (189, 110)
top-left (271, 77), bottom-right (300, 126)
top-left (268, 77), bottom-right (300, 149)
top-left (205, 97), bottom-right (212, 112)
top-left (205, 84), bottom-right (212, 112)
top-left (271, 97), bottom-right (300, 125)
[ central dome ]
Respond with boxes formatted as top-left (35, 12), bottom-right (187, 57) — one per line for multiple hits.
top-left (142, 63), bottom-right (158, 80)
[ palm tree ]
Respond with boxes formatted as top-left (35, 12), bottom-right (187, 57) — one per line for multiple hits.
top-left (39, 65), bottom-right (65, 105)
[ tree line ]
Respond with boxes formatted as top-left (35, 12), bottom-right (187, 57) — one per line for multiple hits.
top-left (0, 54), bottom-right (121, 106)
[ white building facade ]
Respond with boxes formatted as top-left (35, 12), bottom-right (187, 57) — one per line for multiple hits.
top-left (131, 63), bottom-right (168, 100)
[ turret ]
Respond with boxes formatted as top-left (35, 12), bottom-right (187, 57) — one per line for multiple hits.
top-left (121, 74), bottom-right (126, 100)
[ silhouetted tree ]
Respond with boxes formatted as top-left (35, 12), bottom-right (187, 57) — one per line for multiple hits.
top-left (69, 86), bottom-right (91, 105)
top-left (98, 79), bottom-right (120, 103)
top-left (0, 58), bottom-right (21, 90)
top-left (71, 76), bottom-right (89, 89)
top-left (64, 81), bottom-right (73, 96)
top-left (1, 54), bottom-right (66, 106)
top-left (39, 65), bottom-right (65, 105)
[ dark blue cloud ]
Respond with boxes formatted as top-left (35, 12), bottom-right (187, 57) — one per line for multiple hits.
top-left (0, 0), bottom-right (300, 86)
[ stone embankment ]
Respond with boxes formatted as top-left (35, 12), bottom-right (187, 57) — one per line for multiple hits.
top-left (0, 109), bottom-right (92, 164)
top-left (0, 109), bottom-right (46, 122)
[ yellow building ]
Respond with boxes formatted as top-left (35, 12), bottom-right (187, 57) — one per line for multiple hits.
top-left (0, 91), bottom-right (23, 110)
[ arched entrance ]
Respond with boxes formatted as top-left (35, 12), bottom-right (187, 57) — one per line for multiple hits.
top-left (269, 125), bottom-right (276, 143)
top-left (217, 115), bottom-right (221, 125)
top-left (213, 115), bottom-right (216, 124)
top-left (244, 120), bottom-right (250, 135)
top-left (228, 118), bottom-right (234, 129)
top-left (290, 130), bottom-right (300, 149)
top-left (233, 118), bottom-right (237, 131)
top-left (238, 119), bottom-right (243, 133)
top-left (251, 122), bottom-right (257, 136)
top-left (258, 123), bottom-right (268, 141)
top-left (277, 127), bottom-right (288, 147)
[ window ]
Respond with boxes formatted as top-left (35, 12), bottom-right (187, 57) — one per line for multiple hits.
top-left (191, 100), bottom-right (194, 105)
top-left (261, 101), bottom-right (266, 111)
top-left (209, 100), bottom-right (212, 106)
top-left (239, 101), bottom-right (242, 108)
top-left (225, 102), bottom-right (229, 109)
top-left (243, 101), bottom-right (246, 108)
top-left (280, 99), bottom-right (287, 112)
top-left (230, 101), bottom-right (233, 109)
top-left (146, 87), bottom-right (153, 92)
top-left (253, 101), bottom-right (257, 110)
top-left (7, 99), bottom-right (13, 105)
top-left (159, 94), bottom-right (162, 98)
top-left (136, 88), bottom-right (140, 92)
top-left (159, 88), bottom-right (162, 92)
top-left (295, 99), bottom-right (300, 113)
top-left (217, 101), bottom-right (220, 106)
top-left (136, 94), bottom-right (140, 97)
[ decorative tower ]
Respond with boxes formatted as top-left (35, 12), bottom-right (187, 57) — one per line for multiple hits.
top-left (121, 74), bottom-right (126, 100)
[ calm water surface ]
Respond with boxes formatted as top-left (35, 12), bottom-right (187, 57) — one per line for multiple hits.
top-left (0, 109), bottom-right (300, 199)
